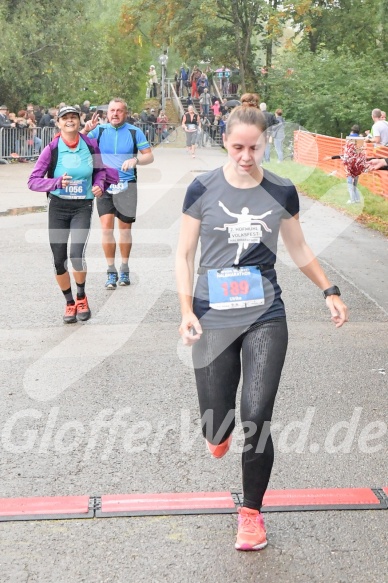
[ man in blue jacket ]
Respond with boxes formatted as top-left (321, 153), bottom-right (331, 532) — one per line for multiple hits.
top-left (83, 98), bottom-right (154, 288)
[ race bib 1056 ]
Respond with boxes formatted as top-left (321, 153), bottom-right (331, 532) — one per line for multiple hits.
top-left (58, 179), bottom-right (88, 199)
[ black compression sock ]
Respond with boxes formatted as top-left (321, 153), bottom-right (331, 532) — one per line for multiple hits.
top-left (76, 281), bottom-right (85, 300)
top-left (62, 287), bottom-right (74, 304)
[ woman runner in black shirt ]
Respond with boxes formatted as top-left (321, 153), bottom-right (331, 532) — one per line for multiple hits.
top-left (176, 105), bottom-right (348, 551)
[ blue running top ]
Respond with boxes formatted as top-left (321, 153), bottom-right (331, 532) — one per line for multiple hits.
top-left (88, 123), bottom-right (149, 182)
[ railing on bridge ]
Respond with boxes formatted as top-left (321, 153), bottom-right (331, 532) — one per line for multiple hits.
top-left (210, 77), bottom-right (223, 102)
top-left (164, 75), bottom-right (224, 101)
top-left (169, 82), bottom-right (184, 121)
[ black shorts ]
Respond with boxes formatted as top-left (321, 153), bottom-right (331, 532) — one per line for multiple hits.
top-left (48, 194), bottom-right (93, 275)
top-left (97, 181), bottom-right (137, 224)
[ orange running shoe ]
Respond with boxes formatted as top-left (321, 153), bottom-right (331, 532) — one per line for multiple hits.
top-left (75, 296), bottom-right (91, 322)
top-left (235, 507), bottom-right (267, 551)
top-left (206, 434), bottom-right (232, 458)
top-left (63, 303), bottom-right (77, 324)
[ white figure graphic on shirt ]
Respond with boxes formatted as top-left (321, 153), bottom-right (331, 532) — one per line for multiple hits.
top-left (214, 201), bottom-right (272, 264)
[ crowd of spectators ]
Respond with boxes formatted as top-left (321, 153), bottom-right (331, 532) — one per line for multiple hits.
top-left (1, 80), bottom-right (281, 158)
top-left (173, 64), bottom-right (239, 99)
top-left (0, 100), bottom-right (97, 160)
top-left (0, 99), bottom-right (122, 161)
top-left (0, 98), bottom-right (176, 151)
top-left (0, 62), bottom-right (239, 160)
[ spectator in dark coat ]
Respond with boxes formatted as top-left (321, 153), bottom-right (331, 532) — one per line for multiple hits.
top-left (260, 102), bottom-right (278, 162)
top-left (39, 107), bottom-right (57, 128)
top-left (0, 104), bottom-right (15, 128)
top-left (0, 104), bottom-right (16, 157)
top-left (147, 108), bottom-right (157, 145)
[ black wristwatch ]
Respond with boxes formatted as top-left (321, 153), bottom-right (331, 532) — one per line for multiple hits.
top-left (322, 285), bottom-right (341, 299)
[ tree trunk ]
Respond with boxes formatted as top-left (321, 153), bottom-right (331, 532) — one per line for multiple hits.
top-left (239, 61), bottom-right (246, 93)
top-left (230, 2), bottom-right (246, 92)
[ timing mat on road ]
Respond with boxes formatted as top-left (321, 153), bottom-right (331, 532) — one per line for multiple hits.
top-left (0, 487), bottom-right (387, 522)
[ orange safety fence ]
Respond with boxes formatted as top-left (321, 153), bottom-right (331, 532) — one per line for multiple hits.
top-left (293, 131), bottom-right (388, 200)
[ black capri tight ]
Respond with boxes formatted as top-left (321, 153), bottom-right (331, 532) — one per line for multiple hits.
top-left (192, 317), bottom-right (288, 510)
top-left (48, 195), bottom-right (93, 276)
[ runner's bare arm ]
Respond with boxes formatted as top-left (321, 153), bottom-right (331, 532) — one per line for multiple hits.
top-left (121, 147), bottom-right (154, 171)
top-left (80, 112), bottom-right (99, 135)
top-left (135, 147), bottom-right (153, 165)
top-left (176, 214), bottom-right (203, 345)
top-left (280, 214), bottom-right (348, 327)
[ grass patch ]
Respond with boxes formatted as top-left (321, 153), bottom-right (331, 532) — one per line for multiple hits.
top-left (264, 160), bottom-right (388, 237)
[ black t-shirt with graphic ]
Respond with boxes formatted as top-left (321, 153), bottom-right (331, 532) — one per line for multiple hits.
top-left (183, 167), bottom-right (300, 329)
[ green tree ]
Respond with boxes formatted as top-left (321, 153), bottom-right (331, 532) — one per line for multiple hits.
top-left (282, 0), bottom-right (384, 60)
top-left (0, 0), bottom-right (88, 108)
top-left (0, 0), bottom-right (152, 110)
top-left (269, 47), bottom-right (388, 136)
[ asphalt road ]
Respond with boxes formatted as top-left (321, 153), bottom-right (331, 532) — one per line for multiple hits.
top-left (0, 146), bottom-right (387, 583)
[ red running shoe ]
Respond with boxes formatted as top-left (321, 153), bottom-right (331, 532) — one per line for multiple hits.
top-left (63, 303), bottom-right (77, 324)
top-left (75, 296), bottom-right (91, 322)
top-left (206, 434), bottom-right (232, 458)
top-left (235, 507), bottom-right (267, 551)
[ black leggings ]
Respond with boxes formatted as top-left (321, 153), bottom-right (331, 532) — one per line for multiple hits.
top-left (192, 318), bottom-right (288, 510)
top-left (48, 195), bottom-right (93, 276)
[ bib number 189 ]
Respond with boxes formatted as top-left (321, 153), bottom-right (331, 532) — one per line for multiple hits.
top-left (221, 280), bottom-right (250, 296)
top-left (207, 266), bottom-right (265, 310)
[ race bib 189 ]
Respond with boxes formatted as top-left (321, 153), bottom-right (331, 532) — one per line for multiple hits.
top-left (58, 179), bottom-right (88, 199)
top-left (208, 266), bottom-right (264, 310)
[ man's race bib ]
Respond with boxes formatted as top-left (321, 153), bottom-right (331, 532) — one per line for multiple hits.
top-left (58, 179), bottom-right (87, 199)
top-left (107, 181), bottom-right (129, 195)
top-left (208, 266), bottom-right (264, 310)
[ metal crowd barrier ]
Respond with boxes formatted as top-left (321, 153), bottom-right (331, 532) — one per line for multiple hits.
top-left (169, 82), bottom-right (185, 118)
top-left (134, 122), bottom-right (181, 145)
top-left (137, 121), bottom-right (224, 148)
top-left (0, 121), bottom-right (225, 163)
top-left (198, 124), bottom-right (224, 147)
top-left (0, 126), bottom-right (55, 162)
